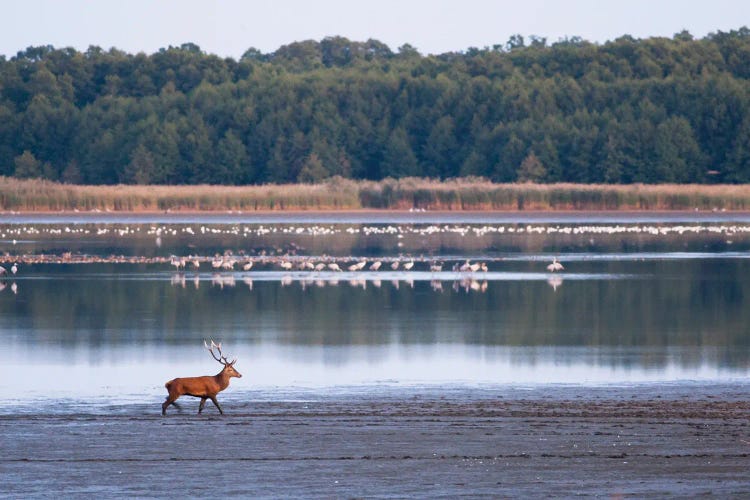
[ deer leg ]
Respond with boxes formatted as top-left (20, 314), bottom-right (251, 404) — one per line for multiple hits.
top-left (198, 397), bottom-right (207, 414)
top-left (209, 396), bottom-right (224, 415)
top-left (162, 394), bottom-right (179, 415)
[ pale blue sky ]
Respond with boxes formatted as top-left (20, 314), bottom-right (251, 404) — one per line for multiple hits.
top-left (2, 0), bottom-right (749, 58)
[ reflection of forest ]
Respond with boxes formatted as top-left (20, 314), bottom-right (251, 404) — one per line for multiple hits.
top-left (2, 257), bottom-right (748, 370)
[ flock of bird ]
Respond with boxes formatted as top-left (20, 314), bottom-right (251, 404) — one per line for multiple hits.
top-left (0, 251), bottom-right (567, 296)
top-left (165, 254), bottom-right (566, 275)
top-left (2, 221), bottom-right (750, 242)
top-left (2, 220), bottom-right (581, 296)
top-left (0, 262), bottom-right (19, 294)
top-left (164, 254), bottom-right (567, 294)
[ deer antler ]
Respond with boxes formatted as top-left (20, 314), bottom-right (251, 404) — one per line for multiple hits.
top-left (204, 339), bottom-right (231, 365)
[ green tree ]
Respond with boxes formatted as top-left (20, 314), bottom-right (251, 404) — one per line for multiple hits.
top-left (493, 133), bottom-right (526, 182)
top-left (724, 116), bottom-right (750, 182)
top-left (653, 117), bottom-right (704, 182)
top-left (123, 144), bottom-right (155, 184)
top-left (297, 152), bottom-right (329, 183)
top-left (214, 130), bottom-right (250, 184)
top-left (382, 128), bottom-right (419, 178)
top-left (517, 152), bottom-right (547, 182)
top-left (14, 150), bottom-right (43, 178)
top-left (422, 116), bottom-right (458, 178)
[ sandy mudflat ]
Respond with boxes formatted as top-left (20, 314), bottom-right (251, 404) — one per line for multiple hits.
top-left (1, 384), bottom-right (749, 498)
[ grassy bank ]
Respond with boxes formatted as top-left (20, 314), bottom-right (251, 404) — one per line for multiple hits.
top-left (2, 176), bottom-right (750, 212)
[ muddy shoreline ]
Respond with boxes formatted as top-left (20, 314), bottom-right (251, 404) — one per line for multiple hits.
top-left (2, 384), bottom-right (749, 498)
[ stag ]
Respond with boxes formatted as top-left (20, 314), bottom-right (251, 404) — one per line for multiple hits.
top-left (162, 340), bottom-right (242, 415)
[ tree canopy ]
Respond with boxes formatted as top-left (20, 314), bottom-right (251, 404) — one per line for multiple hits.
top-left (1, 29), bottom-right (750, 185)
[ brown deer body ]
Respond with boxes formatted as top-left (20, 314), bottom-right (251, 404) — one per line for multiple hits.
top-left (162, 340), bottom-right (242, 415)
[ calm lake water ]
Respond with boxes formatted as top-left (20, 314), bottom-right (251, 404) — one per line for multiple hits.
top-left (1, 212), bottom-right (749, 405)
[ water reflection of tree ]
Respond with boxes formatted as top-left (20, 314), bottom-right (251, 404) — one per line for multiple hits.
top-left (3, 260), bottom-right (749, 369)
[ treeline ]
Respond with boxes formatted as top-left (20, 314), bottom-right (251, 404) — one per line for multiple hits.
top-left (1, 29), bottom-right (749, 185)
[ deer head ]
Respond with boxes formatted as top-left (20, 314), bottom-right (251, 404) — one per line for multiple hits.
top-left (204, 339), bottom-right (242, 378)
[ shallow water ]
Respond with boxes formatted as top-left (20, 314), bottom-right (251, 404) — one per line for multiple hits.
top-left (1, 213), bottom-right (749, 404)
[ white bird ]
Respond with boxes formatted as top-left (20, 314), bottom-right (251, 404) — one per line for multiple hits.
top-left (314, 263), bottom-right (326, 272)
top-left (469, 262), bottom-right (481, 273)
top-left (243, 261), bottom-right (254, 271)
top-left (348, 263), bottom-right (360, 272)
top-left (328, 263), bottom-right (342, 272)
top-left (280, 261), bottom-right (293, 271)
top-left (547, 258), bottom-right (564, 272)
top-left (0, 265), bottom-right (6, 275)
top-left (369, 261), bottom-right (382, 271)
top-left (11, 263), bottom-right (18, 274)
top-left (429, 262), bottom-right (443, 272)
top-left (403, 260), bottom-right (415, 271)
top-left (390, 261), bottom-right (400, 270)
top-left (459, 260), bottom-right (472, 272)
top-left (480, 263), bottom-right (488, 272)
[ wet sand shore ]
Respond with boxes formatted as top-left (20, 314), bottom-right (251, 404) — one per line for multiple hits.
top-left (2, 384), bottom-right (749, 498)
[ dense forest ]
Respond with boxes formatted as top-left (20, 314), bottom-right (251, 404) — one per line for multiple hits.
top-left (1, 28), bottom-right (749, 185)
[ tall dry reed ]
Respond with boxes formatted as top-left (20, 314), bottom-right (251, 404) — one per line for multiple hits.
top-left (1, 176), bottom-right (749, 212)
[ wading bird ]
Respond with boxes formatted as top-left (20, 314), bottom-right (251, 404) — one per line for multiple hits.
top-left (162, 340), bottom-right (242, 416)
top-left (547, 258), bottom-right (564, 272)
top-left (280, 260), bottom-right (293, 271)
top-left (170, 256), bottom-right (184, 271)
